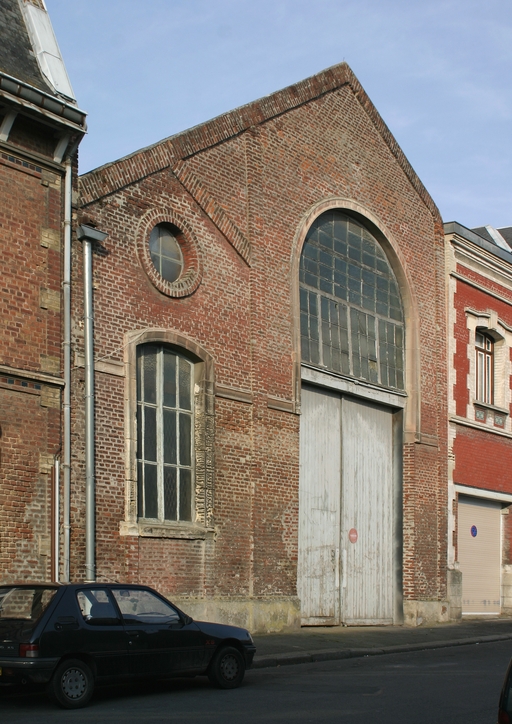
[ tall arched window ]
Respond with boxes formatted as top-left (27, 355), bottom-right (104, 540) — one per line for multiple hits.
top-left (137, 345), bottom-right (194, 522)
top-left (299, 210), bottom-right (405, 389)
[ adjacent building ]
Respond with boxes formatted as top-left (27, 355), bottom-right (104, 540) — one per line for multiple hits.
top-left (446, 222), bottom-right (512, 617)
top-left (0, 0), bottom-right (86, 581)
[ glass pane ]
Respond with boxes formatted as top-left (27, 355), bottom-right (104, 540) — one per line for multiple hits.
top-left (136, 350), bottom-right (142, 403)
top-left (300, 210), bottom-right (405, 384)
top-left (149, 225), bottom-right (183, 282)
top-left (144, 463), bottom-right (158, 519)
top-left (160, 228), bottom-right (182, 262)
top-left (180, 469), bottom-right (192, 521)
top-left (163, 350), bottom-right (176, 408)
top-left (161, 257), bottom-right (181, 283)
top-left (179, 413), bottom-right (192, 466)
top-left (136, 403), bottom-right (142, 459)
top-left (142, 346), bottom-right (157, 404)
top-left (144, 406), bottom-right (157, 462)
top-left (163, 409), bottom-right (177, 465)
top-left (149, 226), bottom-right (159, 256)
top-left (137, 461), bottom-right (143, 518)
top-left (179, 359), bottom-right (192, 411)
top-left (0, 587), bottom-right (57, 621)
top-left (164, 466), bottom-right (177, 521)
top-left (112, 589), bottom-right (180, 624)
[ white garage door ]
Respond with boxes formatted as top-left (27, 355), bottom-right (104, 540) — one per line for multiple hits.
top-left (458, 496), bottom-right (501, 615)
top-left (341, 397), bottom-right (394, 624)
top-left (298, 385), bottom-right (396, 625)
top-left (298, 386), bottom-right (341, 625)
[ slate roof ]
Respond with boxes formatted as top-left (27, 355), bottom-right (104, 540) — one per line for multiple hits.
top-left (472, 226), bottom-right (512, 252)
top-left (0, 0), bottom-right (55, 94)
top-left (497, 227), bottom-right (512, 247)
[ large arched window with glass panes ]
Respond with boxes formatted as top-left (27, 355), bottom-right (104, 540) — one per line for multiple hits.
top-left (300, 210), bottom-right (405, 389)
top-left (137, 345), bottom-right (194, 522)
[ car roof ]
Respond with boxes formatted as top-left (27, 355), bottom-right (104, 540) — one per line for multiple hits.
top-left (0, 582), bottom-right (154, 589)
top-left (0, 582), bottom-right (61, 588)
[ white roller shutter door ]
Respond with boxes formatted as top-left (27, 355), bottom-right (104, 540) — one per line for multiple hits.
top-left (458, 496), bottom-right (501, 615)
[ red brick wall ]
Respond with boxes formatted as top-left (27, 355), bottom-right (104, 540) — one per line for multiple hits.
top-left (76, 70), bottom-right (448, 605)
top-left (453, 269), bottom-right (512, 417)
top-left (0, 144), bottom-right (64, 582)
top-left (453, 426), bottom-right (512, 494)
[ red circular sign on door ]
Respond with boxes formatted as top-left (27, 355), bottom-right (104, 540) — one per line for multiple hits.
top-left (348, 528), bottom-right (358, 544)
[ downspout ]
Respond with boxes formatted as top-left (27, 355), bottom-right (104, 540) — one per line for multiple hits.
top-left (62, 157), bottom-right (72, 582)
top-left (52, 458), bottom-right (60, 581)
top-left (77, 224), bottom-right (107, 582)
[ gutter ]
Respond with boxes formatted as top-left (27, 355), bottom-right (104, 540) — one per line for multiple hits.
top-left (0, 71), bottom-right (86, 129)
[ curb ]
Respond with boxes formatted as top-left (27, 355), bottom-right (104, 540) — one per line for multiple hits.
top-left (251, 632), bottom-right (512, 669)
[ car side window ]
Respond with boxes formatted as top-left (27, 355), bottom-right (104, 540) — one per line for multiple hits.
top-left (76, 589), bottom-right (120, 624)
top-left (111, 589), bottom-right (181, 625)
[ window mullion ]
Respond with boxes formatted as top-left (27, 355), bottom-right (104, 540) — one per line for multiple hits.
top-left (156, 349), bottom-right (164, 521)
top-left (140, 355), bottom-right (145, 519)
top-left (176, 357), bottom-right (181, 521)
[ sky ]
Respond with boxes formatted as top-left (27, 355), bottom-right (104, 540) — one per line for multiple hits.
top-left (45, 0), bottom-right (512, 230)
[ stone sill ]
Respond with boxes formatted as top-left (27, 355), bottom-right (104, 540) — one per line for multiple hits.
top-left (119, 520), bottom-right (215, 540)
top-left (473, 400), bottom-right (509, 416)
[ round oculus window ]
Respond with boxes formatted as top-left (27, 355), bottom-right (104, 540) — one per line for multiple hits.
top-left (149, 224), bottom-right (184, 283)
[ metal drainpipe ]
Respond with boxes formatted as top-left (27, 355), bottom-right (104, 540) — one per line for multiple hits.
top-left (53, 458), bottom-right (60, 581)
top-left (77, 224), bottom-right (107, 582)
top-left (62, 158), bottom-right (72, 583)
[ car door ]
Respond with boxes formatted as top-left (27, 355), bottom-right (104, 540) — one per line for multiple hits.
top-left (111, 587), bottom-right (205, 676)
top-left (74, 588), bottom-right (129, 678)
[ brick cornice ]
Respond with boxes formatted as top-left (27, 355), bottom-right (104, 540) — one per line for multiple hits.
top-left (79, 62), bottom-right (439, 223)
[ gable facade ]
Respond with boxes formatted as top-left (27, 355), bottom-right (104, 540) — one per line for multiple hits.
top-left (72, 63), bottom-right (449, 630)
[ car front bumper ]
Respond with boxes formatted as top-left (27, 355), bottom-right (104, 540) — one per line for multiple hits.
top-left (243, 644), bottom-right (256, 668)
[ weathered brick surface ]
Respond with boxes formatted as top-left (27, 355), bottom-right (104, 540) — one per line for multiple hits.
top-left (74, 63), bottom-right (448, 610)
top-left (0, 138), bottom-right (65, 581)
top-left (0, 382), bottom-right (60, 581)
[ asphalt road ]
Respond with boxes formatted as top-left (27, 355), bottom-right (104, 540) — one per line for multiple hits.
top-left (1, 640), bottom-right (510, 723)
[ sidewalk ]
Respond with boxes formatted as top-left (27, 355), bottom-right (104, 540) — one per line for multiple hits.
top-left (251, 618), bottom-right (512, 669)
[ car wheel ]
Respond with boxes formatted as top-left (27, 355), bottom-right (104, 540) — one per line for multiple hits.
top-left (48, 658), bottom-right (94, 709)
top-left (207, 645), bottom-right (245, 689)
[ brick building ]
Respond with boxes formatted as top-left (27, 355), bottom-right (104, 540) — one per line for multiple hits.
top-left (0, 0), bottom-right (86, 581)
top-left (73, 62), bottom-right (450, 631)
top-left (1, 2), bottom-right (457, 632)
top-left (446, 222), bottom-right (512, 617)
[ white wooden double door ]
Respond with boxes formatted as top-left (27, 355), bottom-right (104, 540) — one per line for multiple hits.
top-left (298, 385), bottom-right (397, 625)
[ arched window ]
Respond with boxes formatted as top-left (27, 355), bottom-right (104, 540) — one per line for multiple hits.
top-left (299, 210), bottom-right (404, 390)
top-left (149, 223), bottom-right (184, 283)
top-left (137, 345), bottom-right (194, 522)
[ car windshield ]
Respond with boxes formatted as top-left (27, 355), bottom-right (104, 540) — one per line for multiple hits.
top-left (0, 587), bottom-right (57, 621)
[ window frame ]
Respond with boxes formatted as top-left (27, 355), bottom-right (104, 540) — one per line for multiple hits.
top-left (475, 331), bottom-right (494, 405)
top-left (121, 330), bottom-right (215, 539)
top-left (136, 345), bottom-right (195, 524)
top-left (148, 223), bottom-right (184, 284)
top-left (299, 210), bottom-right (405, 390)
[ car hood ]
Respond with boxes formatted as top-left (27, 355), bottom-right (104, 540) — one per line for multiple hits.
top-left (193, 619), bottom-right (253, 643)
